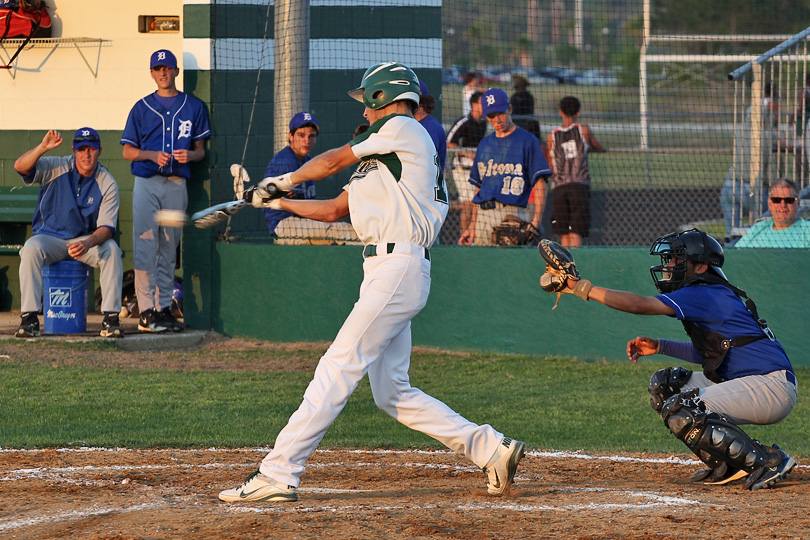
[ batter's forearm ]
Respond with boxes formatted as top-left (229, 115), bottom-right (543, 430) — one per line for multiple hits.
top-left (289, 145), bottom-right (358, 185)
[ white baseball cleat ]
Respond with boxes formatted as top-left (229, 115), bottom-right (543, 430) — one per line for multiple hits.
top-left (218, 470), bottom-right (298, 503)
top-left (483, 437), bottom-right (526, 496)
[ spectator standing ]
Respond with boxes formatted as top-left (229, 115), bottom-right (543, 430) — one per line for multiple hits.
top-left (459, 88), bottom-right (551, 246)
top-left (414, 80), bottom-right (447, 171)
top-left (547, 96), bottom-right (605, 248)
top-left (121, 49), bottom-right (210, 333)
top-left (447, 90), bottom-right (487, 236)
top-left (461, 71), bottom-right (481, 117)
top-left (14, 128), bottom-right (124, 338)
top-left (509, 73), bottom-right (542, 141)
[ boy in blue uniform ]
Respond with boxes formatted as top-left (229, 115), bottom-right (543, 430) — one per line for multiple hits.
top-left (121, 49), bottom-right (210, 333)
top-left (544, 229), bottom-right (797, 490)
top-left (261, 112), bottom-right (358, 244)
top-left (459, 88), bottom-right (551, 246)
top-left (14, 128), bottom-right (124, 338)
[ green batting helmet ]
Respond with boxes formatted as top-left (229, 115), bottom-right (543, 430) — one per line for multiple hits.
top-left (348, 62), bottom-right (421, 110)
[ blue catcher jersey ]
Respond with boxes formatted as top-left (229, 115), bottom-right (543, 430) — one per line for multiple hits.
top-left (469, 126), bottom-right (550, 207)
top-left (120, 92), bottom-right (211, 180)
top-left (657, 283), bottom-right (793, 380)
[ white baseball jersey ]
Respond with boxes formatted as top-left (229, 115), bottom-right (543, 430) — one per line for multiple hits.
top-left (346, 114), bottom-right (449, 247)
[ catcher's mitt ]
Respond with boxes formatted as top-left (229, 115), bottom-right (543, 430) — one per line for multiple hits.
top-left (491, 215), bottom-right (541, 246)
top-left (538, 239), bottom-right (592, 309)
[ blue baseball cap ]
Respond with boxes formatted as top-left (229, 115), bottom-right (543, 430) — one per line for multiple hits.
top-left (419, 80), bottom-right (429, 96)
top-left (150, 49), bottom-right (178, 70)
top-left (289, 112), bottom-right (319, 132)
top-left (72, 127), bottom-right (100, 150)
top-left (481, 88), bottom-right (510, 117)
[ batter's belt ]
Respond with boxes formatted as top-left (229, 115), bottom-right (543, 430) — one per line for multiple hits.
top-left (362, 242), bottom-right (430, 261)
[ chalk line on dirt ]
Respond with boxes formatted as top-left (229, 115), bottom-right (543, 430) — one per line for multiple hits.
top-left (0, 502), bottom-right (164, 532)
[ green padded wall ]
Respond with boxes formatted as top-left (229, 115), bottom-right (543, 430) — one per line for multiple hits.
top-left (208, 244), bottom-right (810, 366)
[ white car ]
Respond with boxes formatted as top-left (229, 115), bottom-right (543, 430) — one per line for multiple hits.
top-left (573, 69), bottom-right (619, 86)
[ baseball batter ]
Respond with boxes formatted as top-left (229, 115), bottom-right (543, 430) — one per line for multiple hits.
top-left (219, 62), bottom-right (525, 504)
top-left (541, 229), bottom-right (797, 490)
top-left (121, 49), bottom-right (210, 333)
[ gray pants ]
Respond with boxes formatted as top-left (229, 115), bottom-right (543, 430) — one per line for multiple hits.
top-left (132, 175), bottom-right (187, 313)
top-left (686, 370), bottom-right (797, 425)
top-left (19, 233), bottom-right (123, 314)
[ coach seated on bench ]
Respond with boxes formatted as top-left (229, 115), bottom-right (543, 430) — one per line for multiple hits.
top-left (13, 128), bottom-right (124, 338)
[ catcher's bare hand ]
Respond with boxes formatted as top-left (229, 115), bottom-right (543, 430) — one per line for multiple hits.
top-left (626, 337), bottom-right (659, 363)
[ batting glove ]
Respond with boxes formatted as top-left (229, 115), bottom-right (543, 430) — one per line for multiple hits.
top-left (244, 187), bottom-right (284, 210)
top-left (257, 172), bottom-right (294, 198)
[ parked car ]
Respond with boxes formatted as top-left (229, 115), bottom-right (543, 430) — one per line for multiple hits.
top-left (573, 69), bottom-right (619, 86)
top-left (537, 67), bottom-right (580, 85)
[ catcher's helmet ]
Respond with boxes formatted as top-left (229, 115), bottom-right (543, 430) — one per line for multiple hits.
top-left (649, 228), bottom-right (726, 293)
top-left (348, 62), bottom-right (421, 110)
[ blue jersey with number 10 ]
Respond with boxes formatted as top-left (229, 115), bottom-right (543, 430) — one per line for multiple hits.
top-left (469, 126), bottom-right (550, 208)
top-left (120, 92), bottom-right (211, 180)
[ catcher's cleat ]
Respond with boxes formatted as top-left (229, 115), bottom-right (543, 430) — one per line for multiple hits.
top-left (746, 446), bottom-right (797, 491)
top-left (484, 437), bottom-right (526, 496)
top-left (691, 462), bottom-right (749, 485)
top-left (218, 470), bottom-right (298, 503)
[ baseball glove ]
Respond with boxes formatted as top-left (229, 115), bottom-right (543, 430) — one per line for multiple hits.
top-left (538, 239), bottom-right (592, 309)
top-left (491, 215), bottom-right (541, 246)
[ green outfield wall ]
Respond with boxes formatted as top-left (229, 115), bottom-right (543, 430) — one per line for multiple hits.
top-left (196, 244), bottom-right (810, 366)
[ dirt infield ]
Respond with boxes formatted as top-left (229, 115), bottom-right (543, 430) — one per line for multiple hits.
top-left (1, 447), bottom-right (808, 539)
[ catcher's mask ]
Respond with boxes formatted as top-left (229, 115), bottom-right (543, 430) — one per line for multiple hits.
top-left (348, 62), bottom-right (421, 111)
top-left (649, 228), bottom-right (726, 293)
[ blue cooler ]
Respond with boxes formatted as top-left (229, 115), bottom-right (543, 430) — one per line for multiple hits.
top-left (42, 260), bottom-right (90, 334)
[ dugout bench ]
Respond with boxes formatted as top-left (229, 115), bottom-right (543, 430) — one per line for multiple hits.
top-left (0, 185), bottom-right (37, 310)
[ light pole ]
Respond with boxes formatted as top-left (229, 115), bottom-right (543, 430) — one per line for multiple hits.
top-left (601, 26), bottom-right (610, 70)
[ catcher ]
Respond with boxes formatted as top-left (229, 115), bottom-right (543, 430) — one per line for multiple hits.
top-left (538, 231), bottom-right (797, 490)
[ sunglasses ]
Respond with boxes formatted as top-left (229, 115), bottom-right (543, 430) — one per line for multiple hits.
top-left (769, 196), bottom-right (797, 204)
top-left (73, 135), bottom-right (100, 144)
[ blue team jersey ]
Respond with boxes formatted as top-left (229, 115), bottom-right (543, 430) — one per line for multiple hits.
top-left (469, 126), bottom-right (551, 207)
top-left (656, 283), bottom-right (793, 380)
top-left (262, 146), bottom-right (316, 235)
top-left (120, 92), bottom-right (211, 180)
top-left (419, 114), bottom-right (447, 171)
top-left (20, 156), bottom-right (119, 240)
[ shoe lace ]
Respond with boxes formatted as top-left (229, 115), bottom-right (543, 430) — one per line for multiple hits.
top-left (239, 470), bottom-right (261, 488)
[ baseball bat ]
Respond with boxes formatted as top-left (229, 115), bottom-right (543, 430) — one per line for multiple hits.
top-left (191, 184), bottom-right (281, 229)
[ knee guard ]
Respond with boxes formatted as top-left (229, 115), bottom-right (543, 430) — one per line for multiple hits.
top-left (648, 367), bottom-right (693, 413)
top-left (661, 392), bottom-right (781, 472)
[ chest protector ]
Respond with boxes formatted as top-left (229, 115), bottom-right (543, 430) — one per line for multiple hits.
top-left (677, 274), bottom-right (774, 383)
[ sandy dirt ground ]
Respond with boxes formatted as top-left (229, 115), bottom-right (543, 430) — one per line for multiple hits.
top-left (1, 446), bottom-right (808, 540)
top-left (1, 336), bottom-right (807, 539)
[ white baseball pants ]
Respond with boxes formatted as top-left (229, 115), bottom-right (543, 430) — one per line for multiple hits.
top-left (260, 242), bottom-right (504, 487)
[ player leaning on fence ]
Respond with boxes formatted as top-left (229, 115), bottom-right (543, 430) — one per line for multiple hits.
top-left (218, 62), bottom-right (526, 503)
top-left (539, 231), bottom-right (797, 490)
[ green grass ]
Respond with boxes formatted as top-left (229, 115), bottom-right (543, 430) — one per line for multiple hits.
top-left (0, 341), bottom-right (806, 458)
